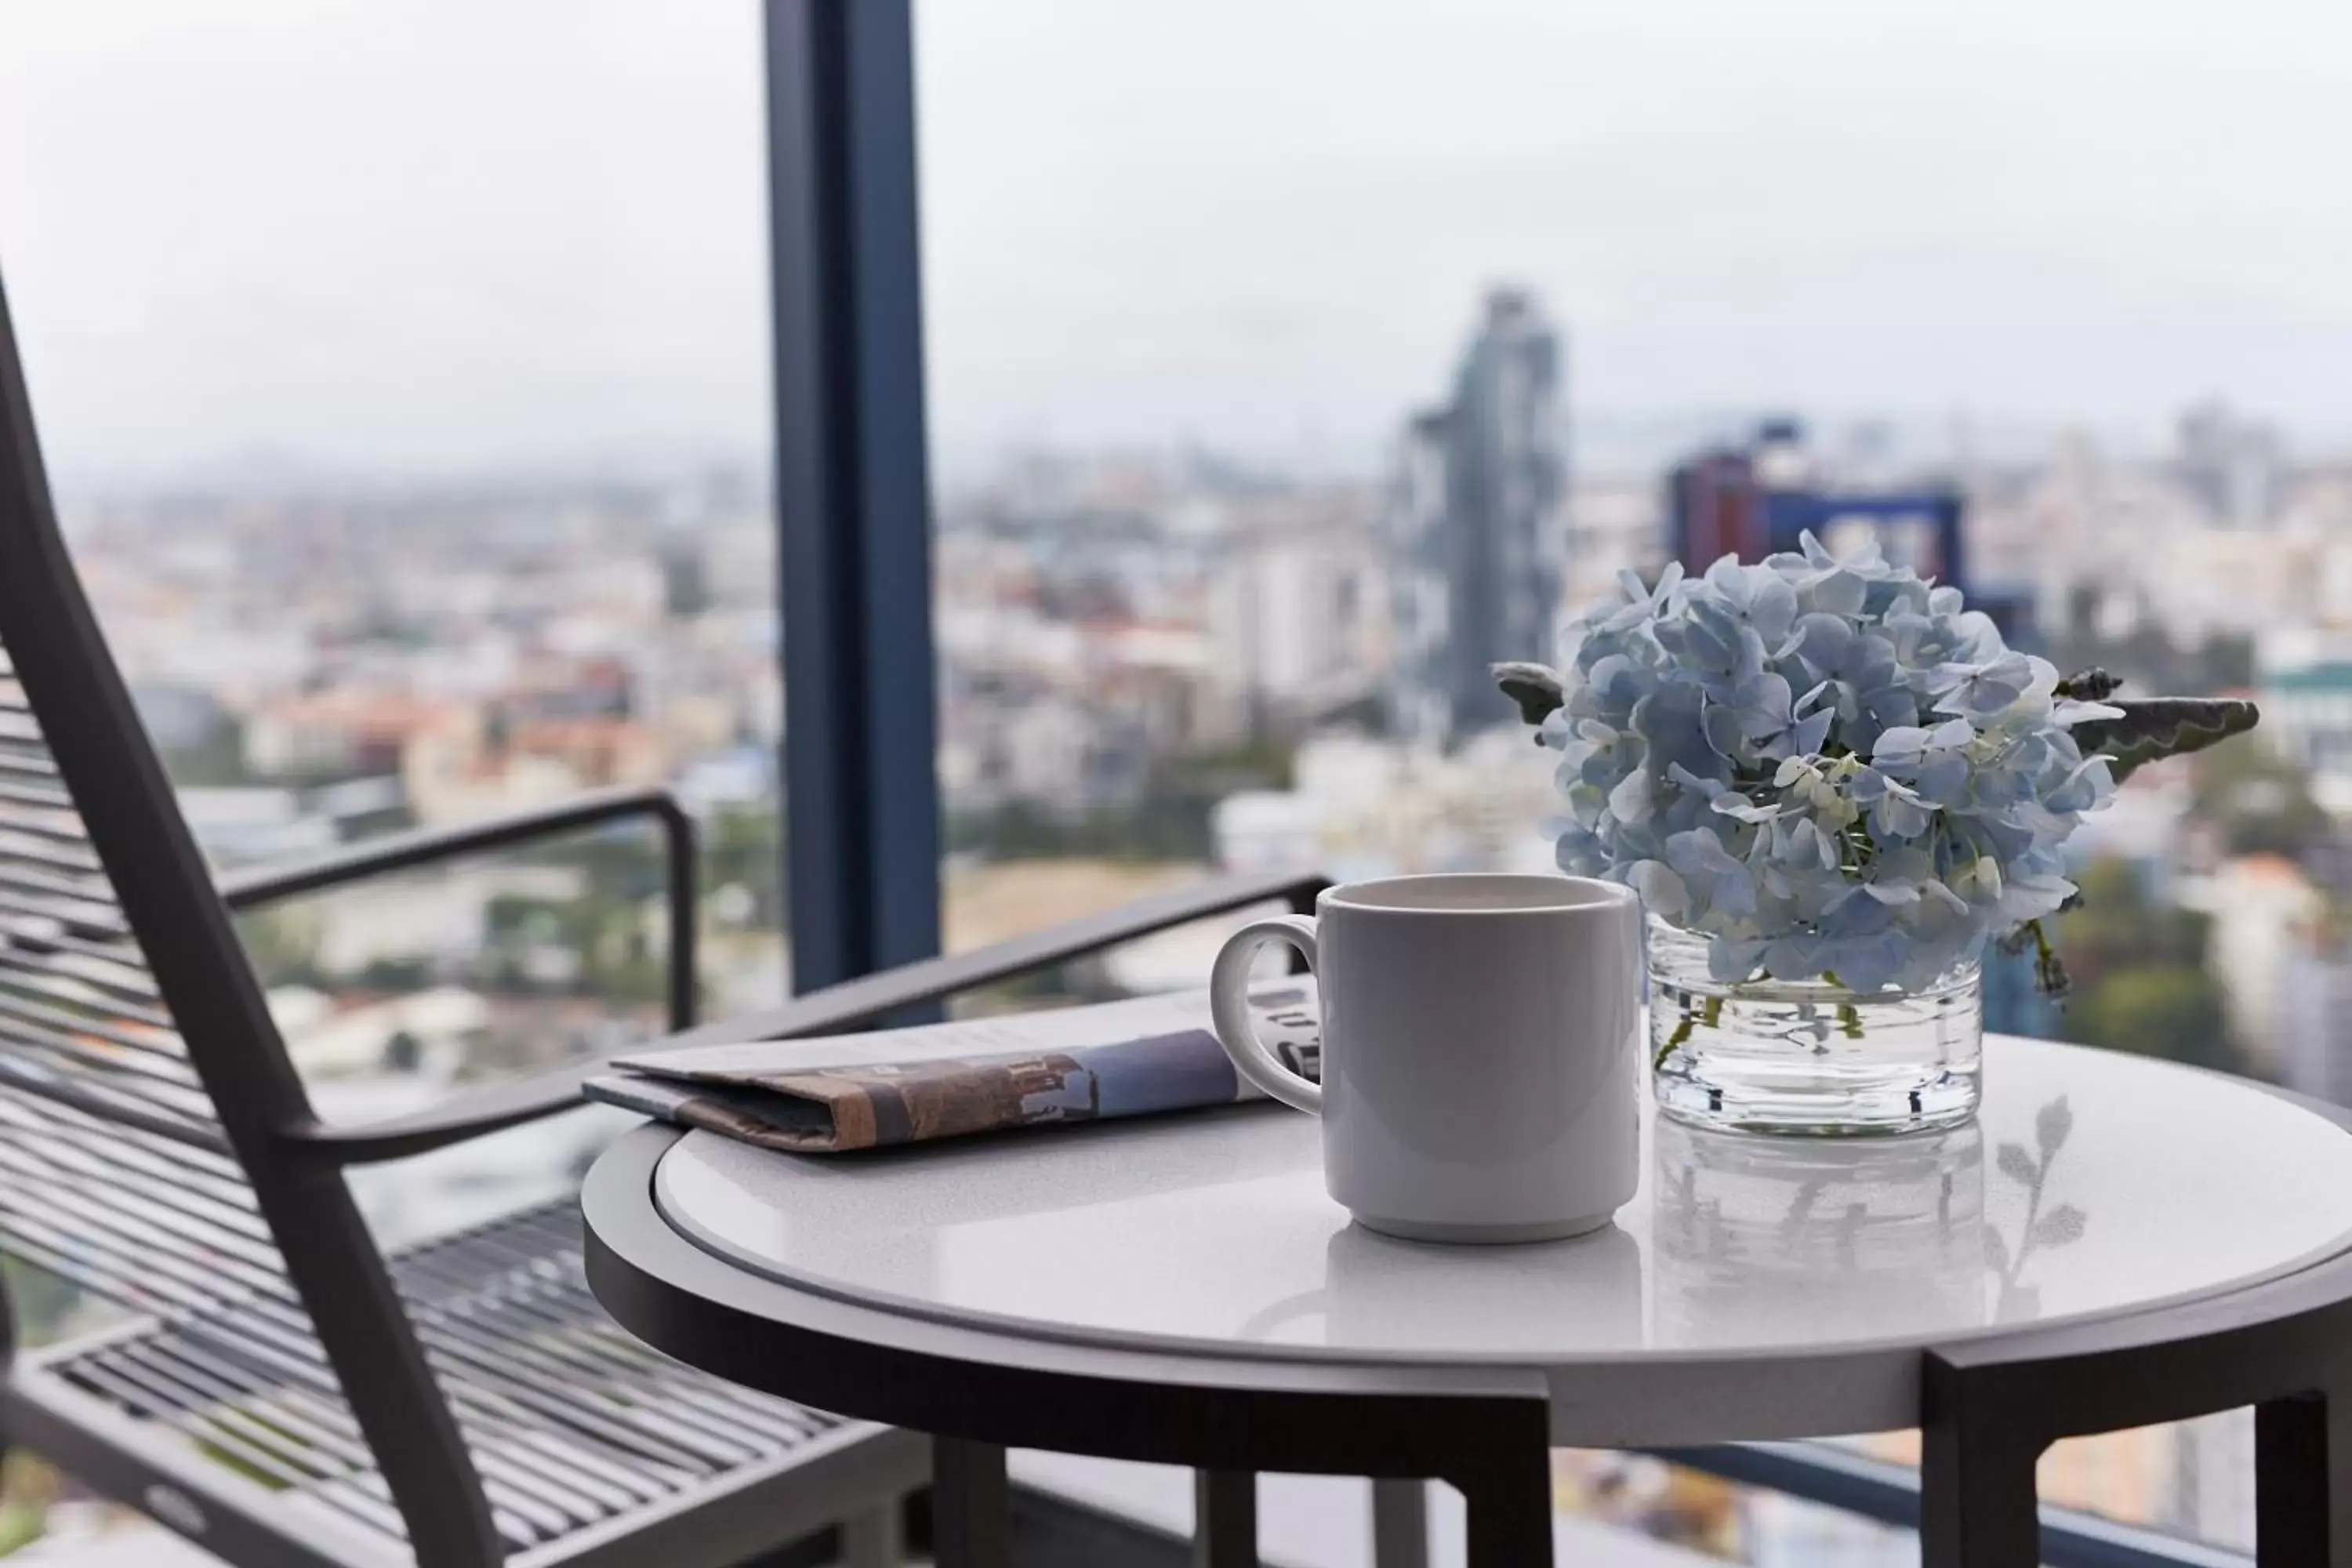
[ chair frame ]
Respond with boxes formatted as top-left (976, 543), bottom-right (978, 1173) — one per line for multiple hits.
top-left (0, 266), bottom-right (1329, 1564)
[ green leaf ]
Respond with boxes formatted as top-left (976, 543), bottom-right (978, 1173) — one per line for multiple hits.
top-left (2031, 1203), bottom-right (2088, 1247)
top-left (2070, 699), bottom-right (2260, 783)
top-left (1491, 661), bottom-right (1566, 729)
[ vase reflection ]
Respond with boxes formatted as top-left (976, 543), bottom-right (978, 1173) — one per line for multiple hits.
top-left (1653, 1113), bottom-right (1988, 1348)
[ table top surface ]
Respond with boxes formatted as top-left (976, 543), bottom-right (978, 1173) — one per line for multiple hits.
top-left (650, 1035), bottom-right (2352, 1380)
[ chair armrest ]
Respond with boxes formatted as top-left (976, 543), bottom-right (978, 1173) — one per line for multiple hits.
top-left (277, 866), bottom-right (1327, 1166)
top-left (219, 785), bottom-right (698, 1032)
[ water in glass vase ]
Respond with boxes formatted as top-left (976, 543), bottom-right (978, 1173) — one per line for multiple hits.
top-left (1647, 917), bottom-right (1982, 1135)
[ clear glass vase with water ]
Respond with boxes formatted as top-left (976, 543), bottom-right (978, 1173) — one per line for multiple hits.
top-left (1647, 916), bottom-right (1983, 1136)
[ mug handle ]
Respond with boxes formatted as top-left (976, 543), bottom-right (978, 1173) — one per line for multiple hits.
top-left (1209, 915), bottom-right (1323, 1115)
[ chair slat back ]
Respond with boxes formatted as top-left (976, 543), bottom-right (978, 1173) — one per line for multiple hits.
top-left (0, 706), bottom-right (309, 1330)
top-left (0, 275), bottom-right (503, 1563)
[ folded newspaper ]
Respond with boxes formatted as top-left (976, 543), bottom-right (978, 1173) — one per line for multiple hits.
top-left (585, 982), bottom-right (1321, 1153)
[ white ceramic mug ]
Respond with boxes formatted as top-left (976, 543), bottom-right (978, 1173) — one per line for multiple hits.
top-left (1210, 873), bottom-right (1642, 1243)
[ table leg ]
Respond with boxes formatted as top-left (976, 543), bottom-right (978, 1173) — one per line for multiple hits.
top-left (1456, 1446), bottom-right (1552, 1568)
top-left (841, 1500), bottom-right (905, 1568)
top-left (2257, 1392), bottom-right (2352, 1566)
top-left (932, 1437), bottom-right (1008, 1568)
top-left (1192, 1469), bottom-right (1258, 1567)
top-left (1921, 1422), bottom-right (2039, 1568)
top-left (1370, 1479), bottom-right (1429, 1568)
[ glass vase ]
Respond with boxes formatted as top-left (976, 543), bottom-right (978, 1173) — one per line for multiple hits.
top-left (1647, 915), bottom-right (1982, 1136)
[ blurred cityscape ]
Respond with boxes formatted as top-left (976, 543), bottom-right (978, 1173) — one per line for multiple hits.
top-left (13, 281), bottom-right (2345, 1562)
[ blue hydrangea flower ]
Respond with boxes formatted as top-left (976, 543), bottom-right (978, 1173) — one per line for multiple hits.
top-left (1543, 532), bottom-right (2119, 992)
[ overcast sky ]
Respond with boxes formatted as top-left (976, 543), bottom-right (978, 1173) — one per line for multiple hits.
top-left (4, 0), bottom-right (2352, 485)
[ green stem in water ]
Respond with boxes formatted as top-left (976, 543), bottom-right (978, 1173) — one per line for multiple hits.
top-left (1654, 996), bottom-right (1725, 1071)
top-left (1657, 1011), bottom-right (1694, 1070)
top-left (1817, 970), bottom-right (1866, 1040)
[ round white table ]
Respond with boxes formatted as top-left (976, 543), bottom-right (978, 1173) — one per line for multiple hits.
top-left (583, 1036), bottom-right (2352, 1567)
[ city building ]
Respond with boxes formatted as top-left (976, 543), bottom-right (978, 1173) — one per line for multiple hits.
top-left (2176, 854), bottom-right (2323, 1071)
top-left (2279, 934), bottom-right (2352, 1107)
top-left (2255, 629), bottom-right (2352, 816)
top-left (2176, 399), bottom-right (2285, 530)
top-left (1665, 419), bottom-right (1967, 586)
top-left (1211, 728), bottom-right (1557, 884)
top-left (1205, 509), bottom-right (1388, 740)
top-left (1387, 289), bottom-right (1566, 746)
top-left (1559, 474), bottom-right (1666, 616)
top-left (1661, 420), bottom-right (2057, 648)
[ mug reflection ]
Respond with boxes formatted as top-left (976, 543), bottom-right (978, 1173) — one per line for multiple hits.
top-left (1234, 1218), bottom-right (1645, 1352)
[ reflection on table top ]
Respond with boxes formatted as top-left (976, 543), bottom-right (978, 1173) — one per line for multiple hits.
top-left (652, 1036), bottom-right (2352, 1366)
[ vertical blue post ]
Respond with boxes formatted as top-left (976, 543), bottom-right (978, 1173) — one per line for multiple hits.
top-left (765, 0), bottom-right (942, 989)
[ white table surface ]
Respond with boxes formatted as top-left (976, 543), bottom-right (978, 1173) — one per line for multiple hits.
top-left (650, 1035), bottom-right (2352, 1442)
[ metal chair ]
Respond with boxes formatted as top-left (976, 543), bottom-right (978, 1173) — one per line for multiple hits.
top-left (0, 270), bottom-right (1327, 1566)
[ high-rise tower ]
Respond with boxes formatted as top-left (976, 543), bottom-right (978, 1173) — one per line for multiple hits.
top-left (1387, 289), bottom-right (1566, 745)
